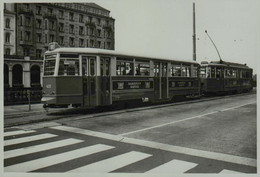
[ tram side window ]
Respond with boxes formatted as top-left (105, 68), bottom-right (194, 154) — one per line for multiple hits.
top-left (58, 59), bottom-right (79, 76)
top-left (44, 59), bottom-right (56, 76)
top-left (232, 69), bottom-right (237, 78)
top-left (200, 67), bottom-right (206, 78)
top-left (171, 64), bottom-right (181, 77)
top-left (193, 66), bottom-right (198, 77)
top-left (82, 59), bottom-right (87, 76)
top-left (211, 67), bottom-right (216, 78)
top-left (135, 60), bottom-right (150, 76)
top-left (216, 67), bottom-right (221, 78)
top-left (225, 68), bottom-right (232, 78)
top-left (90, 59), bottom-right (95, 76)
top-left (154, 62), bottom-right (160, 77)
top-left (116, 58), bottom-right (133, 76)
top-left (182, 65), bottom-right (191, 77)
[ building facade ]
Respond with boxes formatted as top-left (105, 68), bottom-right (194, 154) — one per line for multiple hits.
top-left (3, 3), bottom-right (115, 104)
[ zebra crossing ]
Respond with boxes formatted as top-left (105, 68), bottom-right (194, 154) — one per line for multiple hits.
top-left (4, 128), bottom-right (246, 173)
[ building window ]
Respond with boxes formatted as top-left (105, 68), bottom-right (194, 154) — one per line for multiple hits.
top-left (25, 4), bottom-right (29, 11)
top-left (90, 40), bottom-right (94, 47)
top-left (97, 29), bottom-right (101, 37)
top-left (5, 18), bottom-right (10, 28)
top-left (5, 48), bottom-right (11, 55)
top-left (36, 49), bottom-right (42, 58)
top-left (12, 64), bottom-right (23, 87)
top-left (49, 20), bottom-right (55, 30)
top-left (89, 16), bottom-right (93, 23)
top-left (36, 19), bottom-right (42, 29)
top-left (19, 16), bottom-right (23, 26)
top-left (107, 42), bottom-right (111, 49)
top-left (48, 8), bottom-right (53, 15)
top-left (69, 24), bottom-right (74, 34)
top-left (5, 33), bottom-right (10, 43)
top-left (59, 23), bottom-right (64, 32)
top-left (45, 20), bottom-right (48, 30)
top-left (25, 17), bottom-right (31, 27)
top-left (69, 37), bottom-right (74, 46)
top-left (45, 34), bottom-right (48, 43)
top-left (31, 65), bottom-right (41, 86)
top-left (49, 34), bottom-right (55, 42)
top-left (79, 26), bottom-right (84, 35)
top-left (98, 18), bottom-right (101, 25)
top-left (25, 31), bottom-right (30, 41)
top-left (69, 12), bottom-right (74, 21)
top-left (79, 14), bottom-right (83, 22)
top-left (98, 41), bottom-right (101, 48)
top-left (23, 48), bottom-right (30, 56)
top-left (59, 36), bottom-right (64, 45)
top-left (90, 28), bottom-right (94, 36)
top-left (59, 10), bottom-right (64, 18)
top-left (20, 31), bottom-right (23, 41)
top-left (79, 39), bottom-right (84, 47)
top-left (37, 33), bottom-right (41, 42)
top-left (36, 6), bottom-right (41, 15)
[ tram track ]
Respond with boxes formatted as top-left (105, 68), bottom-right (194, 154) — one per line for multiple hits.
top-left (4, 90), bottom-right (255, 128)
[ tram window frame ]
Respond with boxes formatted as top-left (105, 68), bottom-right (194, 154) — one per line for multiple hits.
top-left (100, 57), bottom-right (110, 76)
top-left (116, 58), bottom-right (134, 76)
top-left (135, 59), bottom-right (150, 76)
top-left (193, 65), bottom-right (198, 78)
top-left (58, 58), bottom-right (80, 76)
top-left (154, 62), bottom-right (160, 77)
top-left (171, 64), bottom-right (181, 77)
top-left (210, 67), bottom-right (216, 78)
top-left (216, 67), bottom-right (221, 78)
top-left (225, 68), bottom-right (232, 78)
top-left (207, 67), bottom-right (211, 78)
top-left (162, 63), bottom-right (167, 77)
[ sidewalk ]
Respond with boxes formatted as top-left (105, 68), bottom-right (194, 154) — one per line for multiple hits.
top-left (4, 103), bottom-right (45, 116)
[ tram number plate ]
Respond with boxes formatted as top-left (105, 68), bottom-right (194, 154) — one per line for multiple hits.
top-left (46, 84), bottom-right (52, 89)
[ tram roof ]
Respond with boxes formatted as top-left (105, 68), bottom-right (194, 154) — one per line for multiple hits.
top-left (201, 60), bottom-right (252, 69)
top-left (45, 47), bottom-right (199, 64)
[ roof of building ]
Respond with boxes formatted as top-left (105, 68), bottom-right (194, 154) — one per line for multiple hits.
top-left (84, 3), bottom-right (110, 12)
top-left (45, 47), bottom-right (198, 64)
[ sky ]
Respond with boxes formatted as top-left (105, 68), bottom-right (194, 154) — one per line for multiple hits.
top-left (2, 0), bottom-right (260, 73)
top-left (81, 0), bottom-right (260, 73)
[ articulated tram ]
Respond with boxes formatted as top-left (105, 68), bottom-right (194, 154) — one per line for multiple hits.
top-left (41, 45), bottom-right (200, 108)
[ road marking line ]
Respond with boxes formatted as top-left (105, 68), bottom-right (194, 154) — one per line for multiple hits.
top-left (4, 138), bottom-right (83, 159)
top-left (219, 169), bottom-right (245, 174)
top-left (4, 130), bottom-right (36, 137)
top-left (120, 101), bottom-right (256, 136)
top-left (68, 151), bottom-right (152, 173)
top-left (51, 126), bottom-right (257, 167)
top-left (146, 159), bottom-right (197, 173)
top-left (4, 144), bottom-right (114, 172)
top-left (4, 133), bottom-right (58, 146)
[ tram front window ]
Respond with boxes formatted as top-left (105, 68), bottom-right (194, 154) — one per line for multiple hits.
top-left (58, 59), bottom-right (79, 76)
top-left (44, 59), bottom-right (56, 76)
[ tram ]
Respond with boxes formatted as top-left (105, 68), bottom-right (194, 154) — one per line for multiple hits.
top-left (41, 43), bottom-right (200, 108)
top-left (200, 60), bottom-right (253, 94)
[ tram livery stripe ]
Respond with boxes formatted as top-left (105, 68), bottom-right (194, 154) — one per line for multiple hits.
top-left (4, 144), bottom-right (114, 172)
top-left (4, 138), bottom-right (83, 159)
top-left (219, 169), bottom-right (245, 174)
top-left (4, 133), bottom-right (58, 146)
top-left (4, 130), bottom-right (36, 137)
top-left (68, 151), bottom-right (152, 173)
top-left (145, 159), bottom-right (197, 173)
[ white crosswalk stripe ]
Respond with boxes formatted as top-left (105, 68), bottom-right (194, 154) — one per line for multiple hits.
top-left (4, 130), bottom-right (36, 137)
top-left (146, 159), bottom-right (198, 173)
top-left (5, 138), bottom-right (83, 159)
top-left (220, 169), bottom-right (245, 174)
top-left (4, 133), bottom-right (58, 146)
top-left (4, 144), bottom-right (115, 172)
top-left (69, 151), bottom-right (152, 173)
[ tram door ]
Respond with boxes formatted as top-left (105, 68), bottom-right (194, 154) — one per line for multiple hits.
top-left (154, 62), bottom-right (168, 100)
top-left (82, 56), bottom-right (96, 107)
top-left (100, 57), bottom-right (111, 105)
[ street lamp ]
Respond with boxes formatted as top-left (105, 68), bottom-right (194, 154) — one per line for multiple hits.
top-left (205, 30), bottom-right (223, 63)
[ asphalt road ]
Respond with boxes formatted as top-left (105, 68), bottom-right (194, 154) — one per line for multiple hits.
top-left (3, 92), bottom-right (257, 174)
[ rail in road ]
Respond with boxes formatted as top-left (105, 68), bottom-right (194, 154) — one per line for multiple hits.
top-left (4, 91), bottom-right (255, 128)
top-left (4, 126), bottom-right (256, 173)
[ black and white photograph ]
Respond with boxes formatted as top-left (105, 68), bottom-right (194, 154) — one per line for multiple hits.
top-left (1, 0), bottom-right (259, 176)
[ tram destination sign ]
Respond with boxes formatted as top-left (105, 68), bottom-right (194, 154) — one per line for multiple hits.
top-left (113, 81), bottom-right (154, 90)
top-left (169, 81), bottom-right (193, 88)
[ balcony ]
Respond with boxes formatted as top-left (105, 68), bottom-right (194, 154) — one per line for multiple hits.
top-left (43, 13), bottom-right (57, 20)
top-left (85, 21), bottom-right (96, 27)
top-left (20, 40), bottom-right (33, 46)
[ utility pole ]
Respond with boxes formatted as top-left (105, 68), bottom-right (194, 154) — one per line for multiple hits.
top-left (193, 2), bottom-right (196, 61)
